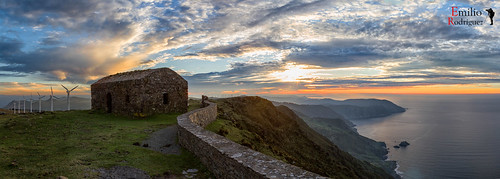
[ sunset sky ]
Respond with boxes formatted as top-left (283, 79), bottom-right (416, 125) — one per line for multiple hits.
top-left (0, 0), bottom-right (499, 98)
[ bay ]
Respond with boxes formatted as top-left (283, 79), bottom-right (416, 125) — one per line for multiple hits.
top-left (352, 95), bottom-right (500, 179)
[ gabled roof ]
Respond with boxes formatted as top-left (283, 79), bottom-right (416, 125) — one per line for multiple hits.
top-left (93, 68), bottom-right (178, 84)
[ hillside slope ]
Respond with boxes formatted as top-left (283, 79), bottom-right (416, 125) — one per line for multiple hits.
top-left (274, 102), bottom-right (400, 178)
top-left (208, 96), bottom-right (392, 178)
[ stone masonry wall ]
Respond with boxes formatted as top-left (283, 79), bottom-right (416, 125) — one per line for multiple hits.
top-left (177, 101), bottom-right (325, 179)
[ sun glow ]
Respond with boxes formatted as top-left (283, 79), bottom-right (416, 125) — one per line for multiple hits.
top-left (268, 63), bottom-right (320, 82)
top-left (257, 83), bottom-right (500, 95)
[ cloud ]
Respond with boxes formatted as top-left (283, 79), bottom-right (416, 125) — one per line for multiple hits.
top-left (0, 39), bottom-right (150, 82)
top-left (0, 82), bottom-right (88, 95)
top-left (0, 0), bottom-right (499, 95)
top-left (39, 31), bottom-right (64, 46)
top-left (245, 0), bottom-right (333, 27)
top-left (0, 36), bottom-right (23, 58)
top-left (185, 61), bottom-right (284, 85)
top-left (0, 0), bottom-right (160, 82)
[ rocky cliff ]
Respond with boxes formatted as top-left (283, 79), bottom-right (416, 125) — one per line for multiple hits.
top-left (208, 96), bottom-right (393, 178)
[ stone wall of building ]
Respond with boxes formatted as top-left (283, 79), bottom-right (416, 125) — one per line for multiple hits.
top-left (177, 101), bottom-right (324, 179)
top-left (91, 68), bottom-right (188, 116)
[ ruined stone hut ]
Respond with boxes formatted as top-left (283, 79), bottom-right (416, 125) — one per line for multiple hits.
top-left (91, 68), bottom-right (188, 116)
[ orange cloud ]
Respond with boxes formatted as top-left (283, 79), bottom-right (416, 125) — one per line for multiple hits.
top-left (260, 84), bottom-right (500, 95)
top-left (0, 82), bottom-right (90, 96)
top-left (222, 90), bottom-right (248, 95)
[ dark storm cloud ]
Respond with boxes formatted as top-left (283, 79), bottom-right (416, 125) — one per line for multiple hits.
top-left (0, 0), bottom-right (499, 91)
top-left (0, 72), bottom-right (25, 77)
top-left (0, 0), bottom-right (100, 28)
top-left (0, 36), bottom-right (23, 58)
top-left (185, 61), bottom-right (283, 85)
top-left (0, 0), bottom-right (136, 38)
top-left (0, 0), bottom-right (99, 17)
top-left (246, 0), bottom-right (330, 27)
top-left (387, 50), bottom-right (500, 74)
top-left (39, 36), bottom-right (62, 46)
top-left (0, 46), bottom-right (93, 82)
top-left (39, 32), bottom-right (64, 46)
top-left (353, 15), bottom-right (480, 40)
top-left (178, 39), bottom-right (294, 58)
top-left (286, 46), bottom-right (385, 68)
top-left (0, 0), bottom-right (142, 81)
top-left (282, 38), bottom-right (431, 68)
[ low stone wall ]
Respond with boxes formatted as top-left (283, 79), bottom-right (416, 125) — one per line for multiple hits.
top-left (177, 101), bottom-right (325, 179)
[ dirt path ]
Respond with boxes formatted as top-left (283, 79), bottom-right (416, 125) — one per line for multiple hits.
top-left (96, 166), bottom-right (150, 179)
top-left (141, 125), bottom-right (181, 155)
top-left (97, 125), bottom-right (183, 178)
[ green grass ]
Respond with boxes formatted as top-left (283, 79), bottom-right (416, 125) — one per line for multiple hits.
top-left (188, 99), bottom-right (202, 112)
top-left (0, 111), bottom-right (210, 178)
top-left (205, 119), bottom-right (278, 161)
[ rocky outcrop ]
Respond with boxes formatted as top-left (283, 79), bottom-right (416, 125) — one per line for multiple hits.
top-left (177, 101), bottom-right (323, 179)
top-left (399, 141), bottom-right (410, 147)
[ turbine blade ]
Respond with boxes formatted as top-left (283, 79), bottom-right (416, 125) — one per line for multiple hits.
top-left (37, 92), bottom-right (41, 96)
top-left (61, 84), bottom-right (68, 91)
top-left (70, 85), bottom-right (79, 92)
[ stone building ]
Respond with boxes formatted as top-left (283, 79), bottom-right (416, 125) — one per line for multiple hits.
top-left (91, 68), bottom-right (188, 116)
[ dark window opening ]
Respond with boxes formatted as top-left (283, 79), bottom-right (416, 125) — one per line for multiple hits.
top-left (106, 93), bottom-right (112, 113)
top-left (163, 93), bottom-right (169, 105)
top-left (125, 95), bottom-right (130, 104)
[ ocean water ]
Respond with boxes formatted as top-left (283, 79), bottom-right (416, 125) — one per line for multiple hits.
top-left (351, 95), bottom-right (500, 179)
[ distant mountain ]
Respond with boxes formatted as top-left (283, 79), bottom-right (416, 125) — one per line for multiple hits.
top-left (3, 97), bottom-right (91, 111)
top-left (271, 101), bottom-right (344, 119)
top-left (210, 96), bottom-right (393, 178)
top-left (265, 96), bottom-right (406, 120)
top-left (275, 102), bottom-right (399, 178)
top-left (272, 101), bottom-right (355, 127)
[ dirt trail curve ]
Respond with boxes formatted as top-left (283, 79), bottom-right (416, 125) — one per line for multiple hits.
top-left (141, 125), bottom-right (181, 155)
top-left (97, 124), bottom-right (182, 179)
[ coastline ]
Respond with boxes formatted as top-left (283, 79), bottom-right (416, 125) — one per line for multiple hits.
top-left (394, 162), bottom-right (403, 176)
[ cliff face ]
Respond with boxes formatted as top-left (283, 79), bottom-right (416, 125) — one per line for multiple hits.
top-left (274, 101), bottom-right (401, 178)
top-left (210, 96), bottom-right (393, 178)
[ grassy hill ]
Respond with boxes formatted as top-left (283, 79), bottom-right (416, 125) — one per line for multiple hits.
top-left (274, 102), bottom-right (399, 178)
top-left (206, 96), bottom-right (393, 178)
top-left (0, 111), bottom-right (209, 178)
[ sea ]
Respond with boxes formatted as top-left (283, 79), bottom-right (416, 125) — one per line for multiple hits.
top-left (351, 95), bottom-right (500, 179)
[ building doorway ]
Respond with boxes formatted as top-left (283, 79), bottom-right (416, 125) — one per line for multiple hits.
top-left (163, 93), bottom-right (169, 105)
top-left (106, 93), bottom-right (112, 113)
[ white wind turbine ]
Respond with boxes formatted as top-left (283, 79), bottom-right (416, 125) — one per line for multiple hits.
top-left (18, 99), bottom-right (21, 113)
top-left (30, 93), bottom-right (33, 113)
top-left (61, 85), bottom-right (78, 111)
top-left (13, 101), bottom-right (16, 114)
top-left (37, 92), bottom-right (45, 112)
top-left (23, 96), bottom-right (26, 113)
top-left (49, 87), bottom-right (60, 112)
